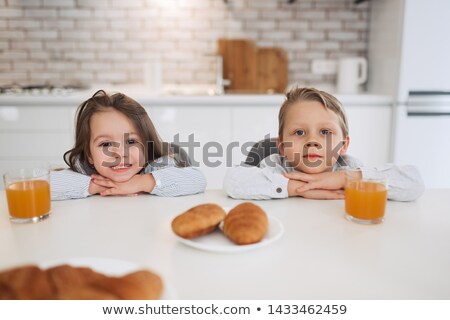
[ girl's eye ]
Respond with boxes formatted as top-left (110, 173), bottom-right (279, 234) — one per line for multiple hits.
top-left (99, 142), bottom-right (112, 147)
top-left (127, 139), bottom-right (137, 145)
top-left (294, 130), bottom-right (305, 136)
top-left (321, 129), bottom-right (332, 135)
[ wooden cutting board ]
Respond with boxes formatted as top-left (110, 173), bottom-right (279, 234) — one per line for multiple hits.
top-left (218, 39), bottom-right (258, 91)
top-left (218, 39), bottom-right (288, 93)
top-left (257, 47), bottom-right (288, 93)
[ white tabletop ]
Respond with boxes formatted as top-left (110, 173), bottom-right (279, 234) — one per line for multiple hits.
top-left (1, 189), bottom-right (449, 299)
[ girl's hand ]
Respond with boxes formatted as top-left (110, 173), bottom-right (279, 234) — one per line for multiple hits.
top-left (91, 174), bottom-right (156, 196)
top-left (284, 171), bottom-right (347, 194)
top-left (88, 179), bottom-right (109, 195)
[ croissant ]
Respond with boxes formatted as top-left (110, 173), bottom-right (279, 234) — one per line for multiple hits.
top-left (223, 202), bottom-right (269, 245)
top-left (0, 264), bottom-right (163, 300)
top-left (172, 203), bottom-right (226, 239)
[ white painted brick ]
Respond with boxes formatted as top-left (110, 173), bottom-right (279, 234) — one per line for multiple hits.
top-left (31, 71), bottom-right (63, 81)
top-left (64, 51), bottom-right (95, 60)
top-left (328, 31), bottom-right (358, 41)
top-left (93, 10), bottom-right (126, 19)
top-left (8, 20), bottom-right (42, 29)
top-left (109, 20), bottom-right (142, 30)
top-left (111, 0), bottom-right (144, 8)
top-left (43, 0), bottom-right (75, 7)
top-left (0, 50), bottom-right (27, 60)
top-left (310, 41), bottom-right (340, 50)
top-left (128, 31), bottom-right (159, 41)
top-left (296, 11), bottom-right (326, 20)
top-left (0, 8), bottom-right (23, 18)
top-left (46, 61), bottom-right (78, 71)
top-left (278, 21), bottom-right (309, 31)
top-left (315, 0), bottom-right (347, 10)
top-left (0, 41), bottom-right (9, 50)
top-left (59, 9), bottom-right (92, 18)
top-left (59, 30), bottom-right (92, 40)
top-left (194, 30), bottom-right (224, 41)
top-left (0, 31), bottom-right (25, 40)
top-left (283, 41), bottom-right (309, 50)
top-left (177, 40), bottom-right (209, 51)
top-left (160, 30), bottom-right (193, 41)
top-left (245, 21), bottom-right (276, 30)
top-left (6, 0), bottom-right (39, 7)
top-left (43, 20), bottom-right (75, 29)
top-left (261, 31), bottom-right (293, 41)
top-left (13, 61), bottom-right (45, 71)
top-left (281, 2), bottom-right (313, 10)
top-left (44, 42), bottom-right (77, 50)
top-left (0, 20), bottom-right (6, 28)
top-left (248, 0), bottom-right (278, 9)
top-left (177, 20), bottom-right (210, 30)
top-left (24, 9), bottom-right (58, 18)
top-left (296, 31), bottom-right (325, 41)
top-left (75, 20), bottom-right (108, 29)
top-left (64, 71), bottom-right (94, 81)
top-left (225, 10), bottom-right (257, 20)
top-left (77, 0), bottom-right (109, 8)
top-left (0, 72), bottom-right (27, 82)
top-left (93, 31), bottom-right (126, 41)
top-left (96, 71), bottom-right (127, 83)
top-left (97, 52), bottom-right (129, 61)
top-left (179, 0), bottom-right (210, 9)
top-left (342, 41), bottom-right (367, 51)
top-left (27, 30), bottom-right (58, 39)
top-left (80, 62), bottom-right (111, 71)
top-left (329, 10), bottom-right (360, 20)
top-left (29, 51), bottom-right (51, 59)
top-left (344, 21), bottom-right (368, 31)
top-left (301, 51), bottom-right (327, 59)
top-left (260, 10), bottom-right (293, 19)
top-left (0, 62), bottom-right (11, 71)
top-left (110, 41), bottom-right (143, 51)
top-left (311, 21), bottom-right (342, 30)
top-left (143, 41), bottom-right (176, 51)
top-left (289, 61), bottom-right (310, 71)
top-left (11, 41), bottom-right (43, 50)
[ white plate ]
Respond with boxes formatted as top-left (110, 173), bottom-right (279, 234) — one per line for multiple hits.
top-left (174, 214), bottom-right (284, 253)
top-left (38, 257), bottom-right (176, 299)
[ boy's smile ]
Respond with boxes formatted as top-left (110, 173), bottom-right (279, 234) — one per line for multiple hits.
top-left (278, 100), bottom-right (349, 174)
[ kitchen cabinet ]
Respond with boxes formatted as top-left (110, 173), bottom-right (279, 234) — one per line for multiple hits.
top-left (0, 93), bottom-right (392, 189)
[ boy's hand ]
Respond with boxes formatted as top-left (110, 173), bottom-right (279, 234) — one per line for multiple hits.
top-left (90, 174), bottom-right (156, 196)
top-left (284, 171), bottom-right (347, 194)
top-left (287, 179), bottom-right (344, 200)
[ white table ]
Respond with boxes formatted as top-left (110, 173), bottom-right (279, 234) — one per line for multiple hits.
top-left (1, 190), bottom-right (449, 299)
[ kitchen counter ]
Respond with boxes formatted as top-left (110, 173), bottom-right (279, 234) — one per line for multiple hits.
top-left (1, 189), bottom-right (449, 299)
top-left (0, 87), bottom-right (393, 107)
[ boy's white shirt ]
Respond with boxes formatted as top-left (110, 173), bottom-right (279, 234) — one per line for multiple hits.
top-left (223, 153), bottom-right (425, 202)
top-left (50, 156), bottom-right (206, 200)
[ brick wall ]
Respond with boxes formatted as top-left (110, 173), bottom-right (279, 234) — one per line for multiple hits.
top-left (0, 0), bottom-right (370, 89)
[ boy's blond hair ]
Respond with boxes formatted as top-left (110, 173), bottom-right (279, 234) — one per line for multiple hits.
top-left (278, 87), bottom-right (349, 139)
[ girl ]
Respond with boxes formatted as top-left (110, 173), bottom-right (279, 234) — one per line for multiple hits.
top-left (224, 87), bottom-right (424, 201)
top-left (51, 90), bottom-right (206, 200)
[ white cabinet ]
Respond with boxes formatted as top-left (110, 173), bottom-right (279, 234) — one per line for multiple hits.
top-left (0, 106), bottom-right (74, 187)
top-left (345, 105), bottom-right (392, 166)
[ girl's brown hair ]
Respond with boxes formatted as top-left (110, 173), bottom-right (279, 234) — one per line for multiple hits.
top-left (64, 90), bottom-right (177, 174)
top-left (278, 87), bottom-right (349, 139)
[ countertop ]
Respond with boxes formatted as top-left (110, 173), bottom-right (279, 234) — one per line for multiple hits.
top-left (0, 86), bottom-right (393, 107)
top-left (1, 189), bottom-right (449, 299)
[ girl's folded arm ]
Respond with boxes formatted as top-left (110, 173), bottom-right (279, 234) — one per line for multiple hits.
top-left (50, 170), bottom-right (91, 201)
top-left (360, 164), bottom-right (425, 201)
top-left (149, 166), bottom-right (206, 196)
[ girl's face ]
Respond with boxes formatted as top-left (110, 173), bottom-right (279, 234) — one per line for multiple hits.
top-left (277, 100), bottom-right (349, 174)
top-left (88, 109), bottom-right (145, 182)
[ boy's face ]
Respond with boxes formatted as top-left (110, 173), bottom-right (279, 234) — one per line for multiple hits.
top-left (277, 100), bottom-right (349, 174)
top-left (88, 109), bottom-right (146, 182)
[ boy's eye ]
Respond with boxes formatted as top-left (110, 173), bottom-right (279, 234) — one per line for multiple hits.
top-left (294, 130), bottom-right (305, 136)
top-left (321, 129), bottom-right (332, 135)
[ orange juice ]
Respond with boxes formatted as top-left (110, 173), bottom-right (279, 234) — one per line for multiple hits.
top-left (5, 180), bottom-right (51, 219)
top-left (345, 181), bottom-right (387, 221)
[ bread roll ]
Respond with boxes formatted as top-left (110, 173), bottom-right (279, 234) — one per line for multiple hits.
top-left (223, 202), bottom-right (269, 245)
top-left (0, 265), bottom-right (163, 300)
top-left (172, 203), bottom-right (226, 239)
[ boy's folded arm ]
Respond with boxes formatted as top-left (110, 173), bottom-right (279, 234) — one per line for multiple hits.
top-left (360, 164), bottom-right (425, 201)
top-left (50, 169), bottom-right (91, 201)
top-left (223, 165), bottom-right (289, 200)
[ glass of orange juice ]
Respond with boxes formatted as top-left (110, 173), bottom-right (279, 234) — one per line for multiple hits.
top-left (3, 168), bottom-right (51, 223)
top-left (345, 168), bottom-right (388, 225)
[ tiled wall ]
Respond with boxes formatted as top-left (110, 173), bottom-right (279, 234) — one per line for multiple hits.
top-left (0, 0), bottom-right (370, 88)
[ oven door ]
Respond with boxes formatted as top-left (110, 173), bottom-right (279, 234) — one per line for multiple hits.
top-left (393, 92), bottom-right (450, 188)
